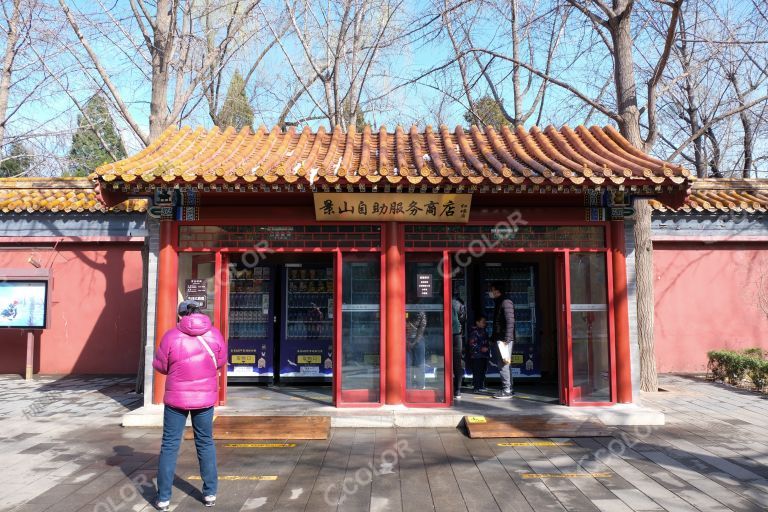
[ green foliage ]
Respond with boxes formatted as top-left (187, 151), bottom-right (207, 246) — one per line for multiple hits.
top-left (463, 96), bottom-right (509, 130)
top-left (746, 357), bottom-right (768, 390)
top-left (68, 94), bottom-right (126, 177)
top-left (707, 349), bottom-right (768, 390)
top-left (742, 347), bottom-right (765, 358)
top-left (217, 71), bottom-right (254, 131)
top-left (0, 142), bottom-right (32, 177)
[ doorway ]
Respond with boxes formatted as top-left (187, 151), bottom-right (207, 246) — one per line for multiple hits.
top-left (452, 253), bottom-right (560, 404)
top-left (223, 253), bottom-right (335, 405)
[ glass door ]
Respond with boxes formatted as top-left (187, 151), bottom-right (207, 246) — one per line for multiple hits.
top-left (339, 254), bottom-right (382, 404)
top-left (566, 252), bottom-right (612, 404)
top-left (405, 254), bottom-right (448, 405)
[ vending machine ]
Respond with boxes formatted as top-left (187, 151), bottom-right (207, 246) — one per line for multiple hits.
top-left (226, 263), bottom-right (275, 380)
top-left (280, 263), bottom-right (335, 380)
top-left (481, 262), bottom-right (540, 378)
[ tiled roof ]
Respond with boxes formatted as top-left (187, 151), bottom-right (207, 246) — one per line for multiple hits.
top-left (93, 124), bottom-right (690, 188)
top-left (650, 179), bottom-right (768, 213)
top-left (0, 177), bottom-right (147, 213)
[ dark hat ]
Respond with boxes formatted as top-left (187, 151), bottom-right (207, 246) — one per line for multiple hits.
top-left (177, 300), bottom-right (201, 316)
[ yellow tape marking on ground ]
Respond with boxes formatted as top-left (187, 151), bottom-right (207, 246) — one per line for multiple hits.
top-left (521, 472), bottom-right (612, 479)
top-left (224, 443), bottom-right (297, 448)
top-left (188, 475), bottom-right (278, 481)
top-left (498, 442), bottom-right (575, 447)
top-left (466, 416), bottom-right (487, 424)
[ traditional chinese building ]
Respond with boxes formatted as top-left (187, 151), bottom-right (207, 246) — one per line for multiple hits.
top-left (91, 123), bottom-right (691, 410)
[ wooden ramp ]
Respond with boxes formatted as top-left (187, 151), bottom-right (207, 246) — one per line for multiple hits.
top-left (185, 416), bottom-right (330, 440)
top-left (464, 415), bottom-right (612, 439)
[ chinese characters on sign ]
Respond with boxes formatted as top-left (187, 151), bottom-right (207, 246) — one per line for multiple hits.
top-left (184, 279), bottom-right (208, 309)
top-left (416, 274), bottom-right (433, 298)
top-left (313, 193), bottom-right (472, 223)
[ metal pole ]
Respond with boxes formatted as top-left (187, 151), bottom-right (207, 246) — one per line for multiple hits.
top-left (25, 331), bottom-right (34, 380)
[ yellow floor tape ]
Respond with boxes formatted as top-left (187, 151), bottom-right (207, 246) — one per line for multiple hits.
top-left (188, 475), bottom-right (278, 481)
top-left (224, 443), bottom-right (297, 448)
top-left (521, 472), bottom-right (612, 479)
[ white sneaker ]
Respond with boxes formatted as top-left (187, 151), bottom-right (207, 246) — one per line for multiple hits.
top-left (155, 500), bottom-right (170, 511)
top-left (204, 495), bottom-right (216, 507)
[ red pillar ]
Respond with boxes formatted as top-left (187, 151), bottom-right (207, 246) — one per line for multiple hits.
top-left (152, 220), bottom-right (179, 405)
top-left (385, 222), bottom-right (405, 405)
top-left (611, 221), bottom-right (633, 403)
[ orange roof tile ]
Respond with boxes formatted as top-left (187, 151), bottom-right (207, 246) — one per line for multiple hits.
top-left (93, 124), bottom-right (691, 188)
top-left (0, 177), bottom-right (147, 213)
top-left (650, 179), bottom-right (768, 213)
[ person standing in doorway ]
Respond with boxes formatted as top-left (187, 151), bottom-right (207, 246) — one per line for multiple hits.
top-left (405, 308), bottom-right (427, 389)
top-left (468, 315), bottom-right (491, 392)
top-left (153, 300), bottom-right (227, 510)
top-left (489, 282), bottom-right (515, 399)
top-left (451, 296), bottom-right (466, 400)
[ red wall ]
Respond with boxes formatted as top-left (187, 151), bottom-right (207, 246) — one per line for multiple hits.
top-left (0, 243), bottom-right (144, 375)
top-left (654, 242), bottom-right (768, 373)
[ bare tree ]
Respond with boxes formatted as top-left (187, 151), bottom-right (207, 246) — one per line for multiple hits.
top-left (57, 0), bottom-right (267, 144)
top-left (263, 0), bottom-right (407, 129)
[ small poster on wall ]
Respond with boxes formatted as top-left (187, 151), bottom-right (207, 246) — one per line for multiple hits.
top-left (0, 281), bottom-right (48, 329)
top-left (416, 274), bottom-right (433, 298)
top-left (185, 279), bottom-right (208, 309)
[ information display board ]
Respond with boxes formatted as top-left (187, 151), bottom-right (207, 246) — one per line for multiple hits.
top-left (0, 281), bottom-right (48, 329)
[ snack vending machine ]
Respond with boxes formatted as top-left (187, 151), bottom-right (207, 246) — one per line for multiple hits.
top-left (227, 264), bottom-right (275, 380)
top-left (280, 263), bottom-right (334, 380)
top-left (481, 263), bottom-right (540, 378)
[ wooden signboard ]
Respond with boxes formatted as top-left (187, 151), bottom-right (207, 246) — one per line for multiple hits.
top-left (313, 193), bottom-right (471, 223)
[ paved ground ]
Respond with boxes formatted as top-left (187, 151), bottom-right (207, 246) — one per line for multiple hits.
top-left (2, 374), bottom-right (768, 512)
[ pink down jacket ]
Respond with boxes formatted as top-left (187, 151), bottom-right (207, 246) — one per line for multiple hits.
top-left (153, 313), bottom-right (227, 410)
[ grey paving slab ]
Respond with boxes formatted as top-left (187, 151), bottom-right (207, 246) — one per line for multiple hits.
top-left (5, 375), bottom-right (768, 511)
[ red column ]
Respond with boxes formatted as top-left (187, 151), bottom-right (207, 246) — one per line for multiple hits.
top-left (611, 221), bottom-right (633, 403)
top-left (385, 222), bottom-right (405, 405)
top-left (152, 220), bottom-right (179, 404)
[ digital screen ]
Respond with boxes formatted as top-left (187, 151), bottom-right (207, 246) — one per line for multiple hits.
top-left (0, 281), bottom-right (47, 329)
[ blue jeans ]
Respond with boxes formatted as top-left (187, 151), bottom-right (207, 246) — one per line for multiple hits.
top-left (406, 340), bottom-right (425, 388)
top-left (157, 405), bottom-right (217, 502)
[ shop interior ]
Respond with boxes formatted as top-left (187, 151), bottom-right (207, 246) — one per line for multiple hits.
top-left (449, 253), bottom-right (560, 404)
top-left (179, 250), bottom-right (561, 408)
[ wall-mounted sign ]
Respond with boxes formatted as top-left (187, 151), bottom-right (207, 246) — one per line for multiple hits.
top-left (416, 274), bottom-right (433, 298)
top-left (185, 279), bottom-right (208, 309)
top-left (0, 281), bottom-right (48, 329)
top-left (313, 193), bottom-right (471, 223)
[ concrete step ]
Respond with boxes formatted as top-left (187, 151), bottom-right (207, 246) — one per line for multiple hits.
top-left (122, 402), bottom-right (664, 428)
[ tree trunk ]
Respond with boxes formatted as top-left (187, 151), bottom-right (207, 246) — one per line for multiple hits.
top-left (610, 11), bottom-right (642, 149)
top-left (149, 0), bottom-right (172, 141)
top-left (0, 0), bottom-right (21, 148)
top-left (634, 198), bottom-right (658, 392)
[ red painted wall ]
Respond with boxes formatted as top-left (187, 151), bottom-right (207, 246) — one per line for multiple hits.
top-left (0, 243), bottom-right (144, 375)
top-left (654, 242), bottom-right (768, 373)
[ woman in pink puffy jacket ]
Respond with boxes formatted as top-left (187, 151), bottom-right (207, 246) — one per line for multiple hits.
top-left (153, 300), bottom-right (227, 511)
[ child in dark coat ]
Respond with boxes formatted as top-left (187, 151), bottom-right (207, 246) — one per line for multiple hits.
top-left (467, 315), bottom-right (491, 392)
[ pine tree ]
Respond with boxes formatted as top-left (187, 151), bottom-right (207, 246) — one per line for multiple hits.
top-left (463, 96), bottom-right (509, 130)
top-left (217, 72), bottom-right (254, 131)
top-left (68, 94), bottom-right (127, 177)
top-left (0, 142), bottom-right (32, 177)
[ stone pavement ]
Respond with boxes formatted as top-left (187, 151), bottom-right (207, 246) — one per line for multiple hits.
top-left (2, 374), bottom-right (768, 511)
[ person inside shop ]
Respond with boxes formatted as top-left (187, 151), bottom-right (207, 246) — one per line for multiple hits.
top-left (405, 304), bottom-right (427, 389)
top-left (468, 314), bottom-right (491, 393)
top-left (489, 281), bottom-right (515, 399)
top-left (152, 300), bottom-right (227, 511)
top-left (451, 295), bottom-right (466, 400)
